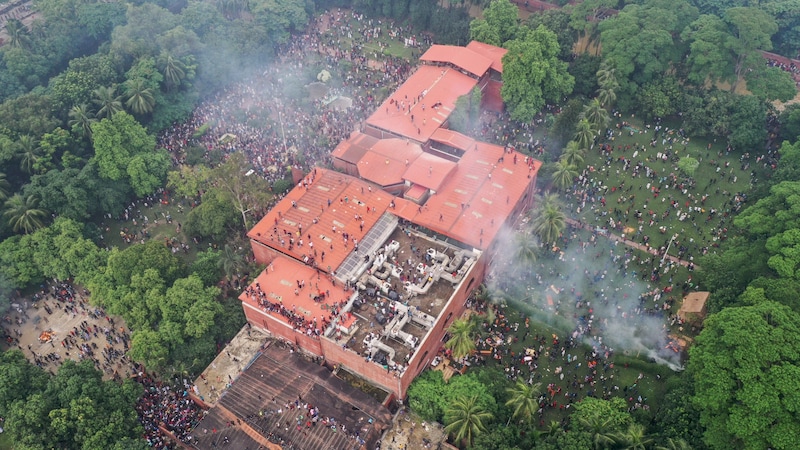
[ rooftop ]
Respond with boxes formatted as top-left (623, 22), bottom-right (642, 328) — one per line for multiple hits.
top-left (420, 44), bottom-right (493, 78)
top-left (248, 168), bottom-right (394, 274)
top-left (365, 65), bottom-right (478, 143)
top-left (394, 142), bottom-right (541, 250)
top-left (189, 342), bottom-right (392, 450)
top-left (403, 152), bottom-right (457, 192)
top-left (430, 128), bottom-right (478, 153)
top-left (466, 40), bottom-right (508, 73)
top-left (331, 131), bottom-right (380, 165)
top-left (356, 138), bottom-right (423, 187)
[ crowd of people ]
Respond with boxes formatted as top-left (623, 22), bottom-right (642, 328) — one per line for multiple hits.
top-left (766, 55), bottom-right (800, 86)
top-left (135, 369), bottom-right (206, 449)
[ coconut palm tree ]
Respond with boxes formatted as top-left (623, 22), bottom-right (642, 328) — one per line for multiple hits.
top-left (124, 78), bottom-right (156, 115)
top-left (159, 53), bottom-right (186, 91)
top-left (0, 172), bottom-right (10, 201)
top-left (613, 423), bottom-right (653, 450)
top-left (597, 85), bottom-right (617, 109)
top-left (578, 414), bottom-right (617, 450)
top-left (515, 230), bottom-right (540, 267)
top-left (574, 118), bottom-right (596, 151)
top-left (4, 19), bottom-right (30, 49)
top-left (68, 104), bottom-right (97, 139)
top-left (3, 194), bottom-right (47, 234)
top-left (550, 158), bottom-right (578, 192)
top-left (561, 140), bottom-right (585, 167)
top-left (596, 60), bottom-right (618, 90)
top-left (444, 317), bottom-right (476, 360)
top-left (218, 243), bottom-right (246, 281)
top-left (530, 193), bottom-right (566, 246)
top-left (444, 395), bottom-right (493, 447)
top-left (93, 86), bottom-right (124, 119)
top-left (15, 135), bottom-right (41, 174)
top-left (582, 98), bottom-right (610, 132)
top-left (505, 381), bottom-right (543, 424)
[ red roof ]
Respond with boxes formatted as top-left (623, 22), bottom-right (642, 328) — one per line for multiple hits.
top-left (405, 184), bottom-right (428, 201)
top-left (365, 65), bottom-right (478, 143)
top-left (331, 131), bottom-right (380, 165)
top-left (239, 255), bottom-right (353, 330)
top-left (393, 144), bottom-right (541, 249)
top-left (466, 41), bottom-right (508, 73)
top-left (420, 45), bottom-right (493, 78)
top-left (248, 168), bottom-right (393, 273)
top-left (430, 128), bottom-right (477, 152)
top-left (403, 152), bottom-right (457, 192)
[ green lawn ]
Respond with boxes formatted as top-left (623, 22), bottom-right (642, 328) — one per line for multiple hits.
top-left (99, 197), bottom-right (200, 265)
top-left (0, 432), bottom-right (13, 450)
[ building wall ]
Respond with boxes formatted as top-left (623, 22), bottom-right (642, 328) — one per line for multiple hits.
top-left (332, 157), bottom-right (358, 177)
top-left (250, 239), bottom-right (285, 266)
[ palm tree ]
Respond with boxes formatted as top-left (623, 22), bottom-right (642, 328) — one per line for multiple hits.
top-left (124, 78), bottom-right (156, 115)
top-left (15, 135), bottom-right (41, 174)
top-left (515, 231), bottom-right (539, 267)
top-left (218, 244), bottom-right (246, 281)
top-left (613, 423), bottom-right (653, 450)
top-left (596, 60), bottom-right (618, 90)
top-left (596, 85), bottom-right (617, 109)
top-left (68, 104), bottom-right (97, 139)
top-left (159, 53), bottom-right (186, 91)
top-left (444, 317), bottom-right (476, 360)
top-left (4, 19), bottom-right (30, 49)
top-left (578, 414), bottom-right (617, 450)
top-left (444, 395), bottom-right (493, 447)
top-left (505, 381), bottom-right (543, 424)
top-left (93, 86), bottom-right (124, 119)
top-left (655, 437), bottom-right (693, 450)
top-left (3, 194), bottom-right (47, 234)
top-left (0, 172), bottom-right (10, 202)
top-left (561, 140), bottom-right (585, 167)
top-left (544, 420), bottom-right (562, 437)
top-left (530, 193), bottom-right (566, 246)
top-left (574, 118), bottom-right (596, 151)
top-left (582, 98), bottom-right (610, 132)
top-left (550, 158), bottom-right (578, 192)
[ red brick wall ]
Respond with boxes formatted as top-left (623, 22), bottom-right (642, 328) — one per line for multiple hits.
top-left (243, 303), bottom-right (322, 355)
top-left (250, 240), bottom-right (284, 265)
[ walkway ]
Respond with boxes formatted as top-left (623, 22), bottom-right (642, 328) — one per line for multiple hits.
top-left (565, 218), bottom-right (699, 269)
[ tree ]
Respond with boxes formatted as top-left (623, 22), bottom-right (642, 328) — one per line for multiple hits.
top-left (90, 111), bottom-right (156, 182)
top-left (574, 118), bottom-right (596, 150)
top-left (158, 52), bottom-right (187, 90)
top-left (582, 98), bottom-right (610, 132)
top-left (124, 78), bottom-right (156, 115)
top-left (613, 423), bottom-right (654, 450)
top-left (501, 25), bottom-right (574, 122)
top-left (677, 156), bottom-right (700, 176)
top-left (571, 397), bottom-right (633, 450)
top-left (209, 152), bottom-right (272, 229)
top-left (505, 381), bottom-right (543, 424)
top-left (15, 134), bottom-right (41, 174)
top-left (530, 193), bottom-right (566, 246)
top-left (595, 60), bottom-right (618, 109)
top-left (3, 193), bottom-right (47, 234)
top-left (68, 103), bottom-right (97, 139)
top-left (444, 317), bottom-right (476, 360)
top-left (4, 18), bottom-right (30, 49)
top-left (724, 7), bottom-right (778, 92)
top-left (514, 231), bottom-right (540, 267)
top-left (550, 158), bottom-right (578, 192)
top-left (444, 395), bottom-right (494, 448)
top-left (743, 63), bottom-right (797, 102)
top-left (126, 150), bottom-right (171, 197)
top-left (128, 328), bottom-right (169, 371)
top-left (250, 0), bottom-right (309, 45)
top-left (0, 171), bottom-right (9, 201)
top-left (92, 86), bottom-right (125, 119)
top-left (218, 243), bottom-right (247, 281)
top-left (469, 0), bottom-right (520, 46)
top-left (560, 140), bottom-right (585, 167)
top-left (681, 14), bottom-right (736, 86)
top-left (689, 301), bottom-right (800, 449)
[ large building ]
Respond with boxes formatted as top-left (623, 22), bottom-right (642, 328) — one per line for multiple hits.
top-left (239, 42), bottom-right (541, 402)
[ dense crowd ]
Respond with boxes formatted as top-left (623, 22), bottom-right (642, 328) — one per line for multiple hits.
top-left (135, 369), bottom-right (206, 449)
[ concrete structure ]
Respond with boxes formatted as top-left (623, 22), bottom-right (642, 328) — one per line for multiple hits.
top-left (241, 41), bottom-right (540, 402)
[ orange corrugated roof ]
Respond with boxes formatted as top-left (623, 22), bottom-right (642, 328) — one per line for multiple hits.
top-left (365, 66), bottom-right (478, 143)
top-left (420, 45), bottom-right (493, 78)
top-left (331, 131), bottom-right (380, 164)
top-left (239, 255), bottom-right (352, 329)
top-left (405, 184), bottom-right (428, 201)
top-left (356, 139), bottom-right (423, 187)
top-left (466, 41), bottom-right (508, 73)
top-left (430, 128), bottom-right (477, 152)
top-left (393, 144), bottom-right (541, 249)
top-left (403, 152), bottom-right (456, 191)
top-left (248, 168), bottom-right (393, 273)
